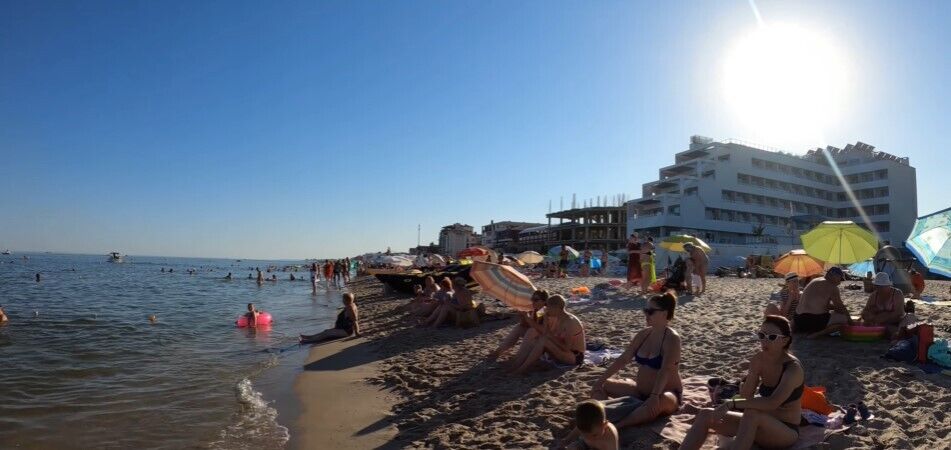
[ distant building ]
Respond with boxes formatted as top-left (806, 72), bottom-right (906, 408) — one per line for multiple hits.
top-left (515, 225), bottom-right (553, 253)
top-left (626, 136), bottom-right (917, 259)
top-left (481, 220), bottom-right (545, 253)
top-left (545, 206), bottom-right (628, 251)
top-left (409, 243), bottom-right (441, 255)
top-left (438, 223), bottom-right (480, 256)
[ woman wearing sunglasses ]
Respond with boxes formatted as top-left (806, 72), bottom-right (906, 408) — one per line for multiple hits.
top-left (590, 291), bottom-right (683, 428)
top-left (680, 315), bottom-right (803, 450)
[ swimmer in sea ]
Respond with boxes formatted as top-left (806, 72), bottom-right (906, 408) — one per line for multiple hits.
top-left (35, 273), bottom-right (41, 282)
top-left (256, 269), bottom-right (264, 285)
top-left (245, 303), bottom-right (260, 327)
top-left (225, 272), bottom-right (233, 280)
top-left (0, 305), bottom-right (9, 323)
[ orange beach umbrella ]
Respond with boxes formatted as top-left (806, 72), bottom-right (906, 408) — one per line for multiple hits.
top-left (773, 249), bottom-right (827, 277)
top-left (471, 261), bottom-right (537, 312)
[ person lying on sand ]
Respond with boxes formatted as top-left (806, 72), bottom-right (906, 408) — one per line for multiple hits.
top-left (765, 272), bottom-right (800, 324)
top-left (591, 291), bottom-right (683, 428)
top-left (559, 400), bottom-right (619, 450)
top-left (506, 294), bottom-right (585, 374)
top-left (680, 316), bottom-right (803, 450)
top-left (794, 267), bottom-right (853, 339)
top-left (300, 293), bottom-right (360, 343)
top-left (486, 289), bottom-right (550, 362)
top-left (860, 272), bottom-right (905, 337)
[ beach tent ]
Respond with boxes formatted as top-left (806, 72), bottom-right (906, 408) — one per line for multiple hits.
top-left (847, 259), bottom-right (875, 277)
top-left (874, 245), bottom-right (914, 294)
top-left (905, 206), bottom-right (951, 278)
top-left (801, 221), bottom-right (878, 264)
top-left (548, 245), bottom-right (580, 260)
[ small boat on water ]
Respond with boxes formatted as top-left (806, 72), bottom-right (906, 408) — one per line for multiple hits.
top-left (1, 249), bottom-right (10, 255)
top-left (373, 265), bottom-right (474, 295)
top-left (108, 252), bottom-right (123, 263)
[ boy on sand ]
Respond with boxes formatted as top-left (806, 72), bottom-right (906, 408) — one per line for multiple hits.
top-left (559, 400), bottom-right (619, 450)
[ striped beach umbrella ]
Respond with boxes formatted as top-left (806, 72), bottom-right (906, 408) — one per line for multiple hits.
top-left (773, 249), bottom-right (826, 277)
top-left (905, 207), bottom-right (951, 277)
top-left (801, 221), bottom-right (878, 264)
top-left (470, 261), bottom-right (537, 312)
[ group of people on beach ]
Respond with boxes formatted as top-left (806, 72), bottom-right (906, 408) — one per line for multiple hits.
top-left (481, 262), bottom-right (933, 450)
top-left (407, 276), bottom-right (483, 329)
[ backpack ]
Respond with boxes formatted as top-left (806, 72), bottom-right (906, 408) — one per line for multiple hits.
top-left (884, 336), bottom-right (918, 363)
top-left (928, 339), bottom-right (951, 368)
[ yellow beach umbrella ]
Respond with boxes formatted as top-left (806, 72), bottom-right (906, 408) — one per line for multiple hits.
top-left (660, 235), bottom-right (712, 253)
top-left (773, 249), bottom-right (827, 277)
top-left (801, 221), bottom-right (878, 264)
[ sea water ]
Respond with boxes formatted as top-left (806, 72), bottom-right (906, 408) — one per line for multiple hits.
top-left (0, 253), bottom-right (344, 449)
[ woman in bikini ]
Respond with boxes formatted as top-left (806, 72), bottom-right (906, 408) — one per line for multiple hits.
top-left (486, 289), bottom-right (550, 362)
top-left (859, 272), bottom-right (905, 337)
top-left (680, 315), bottom-right (803, 450)
top-left (300, 293), bottom-right (360, 343)
top-left (591, 291), bottom-right (683, 428)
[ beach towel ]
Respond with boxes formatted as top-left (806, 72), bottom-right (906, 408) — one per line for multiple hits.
top-left (918, 295), bottom-right (951, 306)
top-left (647, 376), bottom-right (852, 449)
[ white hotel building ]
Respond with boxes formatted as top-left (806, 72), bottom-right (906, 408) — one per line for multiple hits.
top-left (626, 136), bottom-right (917, 265)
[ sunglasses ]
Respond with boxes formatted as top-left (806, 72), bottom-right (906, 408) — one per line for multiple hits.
top-left (755, 331), bottom-right (788, 341)
top-left (643, 307), bottom-right (665, 315)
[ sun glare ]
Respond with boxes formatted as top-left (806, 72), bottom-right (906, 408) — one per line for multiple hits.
top-left (723, 23), bottom-right (850, 145)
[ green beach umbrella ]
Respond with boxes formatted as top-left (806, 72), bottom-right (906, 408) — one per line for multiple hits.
top-left (801, 221), bottom-right (878, 264)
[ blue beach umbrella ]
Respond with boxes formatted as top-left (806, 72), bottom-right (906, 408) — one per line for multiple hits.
top-left (905, 207), bottom-right (951, 278)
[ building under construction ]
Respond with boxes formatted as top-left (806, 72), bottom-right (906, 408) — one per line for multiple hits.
top-left (545, 205), bottom-right (628, 251)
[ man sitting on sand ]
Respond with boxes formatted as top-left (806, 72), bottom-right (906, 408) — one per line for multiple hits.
top-left (794, 267), bottom-right (852, 339)
top-left (559, 400), bottom-right (619, 450)
top-left (860, 272), bottom-right (905, 337)
top-left (765, 272), bottom-right (800, 324)
top-left (506, 294), bottom-right (586, 374)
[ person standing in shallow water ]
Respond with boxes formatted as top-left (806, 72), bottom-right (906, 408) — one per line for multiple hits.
top-left (310, 262), bottom-right (319, 294)
top-left (256, 269), bottom-right (264, 286)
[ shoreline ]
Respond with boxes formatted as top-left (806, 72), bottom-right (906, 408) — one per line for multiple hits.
top-left (286, 275), bottom-right (951, 449)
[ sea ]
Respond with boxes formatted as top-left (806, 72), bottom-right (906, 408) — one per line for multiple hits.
top-left (0, 252), bottom-right (347, 449)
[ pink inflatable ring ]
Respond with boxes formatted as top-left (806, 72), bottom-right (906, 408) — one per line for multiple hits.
top-left (842, 324), bottom-right (885, 342)
top-left (236, 312), bottom-right (273, 327)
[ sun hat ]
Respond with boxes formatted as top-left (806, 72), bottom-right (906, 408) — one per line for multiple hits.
top-left (873, 272), bottom-right (893, 286)
top-left (825, 266), bottom-right (844, 278)
top-left (785, 272), bottom-right (799, 281)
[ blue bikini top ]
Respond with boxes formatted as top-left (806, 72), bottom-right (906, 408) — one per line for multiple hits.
top-left (634, 328), bottom-right (668, 370)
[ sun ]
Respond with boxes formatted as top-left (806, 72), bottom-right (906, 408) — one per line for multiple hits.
top-left (723, 23), bottom-right (850, 145)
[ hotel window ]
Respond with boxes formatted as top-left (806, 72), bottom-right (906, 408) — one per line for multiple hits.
top-left (702, 170), bottom-right (715, 178)
top-left (718, 154), bottom-right (731, 161)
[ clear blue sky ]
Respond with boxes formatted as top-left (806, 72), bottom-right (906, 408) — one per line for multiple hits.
top-left (2, 0), bottom-right (948, 259)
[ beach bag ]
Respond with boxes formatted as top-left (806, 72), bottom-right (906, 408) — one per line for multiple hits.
top-left (928, 339), bottom-right (951, 368)
top-left (801, 386), bottom-right (835, 415)
top-left (884, 336), bottom-right (918, 363)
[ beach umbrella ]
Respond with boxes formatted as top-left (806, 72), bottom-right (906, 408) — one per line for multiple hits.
top-left (801, 221), bottom-right (878, 264)
top-left (905, 206), bottom-right (951, 277)
top-left (773, 250), bottom-right (826, 277)
top-left (660, 235), bottom-right (713, 253)
top-left (847, 259), bottom-right (875, 277)
top-left (458, 247), bottom-right (488, 258)
top-left (515, 251), bottom-right (545, 264)
top-left (548, 245), bottom-right (580, 260)
top-left (428, 254), bottom-right (447, 265)
top-left (470, 261), bottom-right (537, 312)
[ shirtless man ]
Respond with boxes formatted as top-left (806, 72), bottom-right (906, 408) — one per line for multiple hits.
top-left (508, 295), bottom-right (586, 374)
top-left (860, 272), bottom-right (905, 337)
top-left (794, 267), bottom-right (852, 338)
top-left (683, 243), bottom-right (709, 295)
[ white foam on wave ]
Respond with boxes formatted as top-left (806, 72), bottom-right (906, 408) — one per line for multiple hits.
top-left (208, 376), bottom-right (289, 450)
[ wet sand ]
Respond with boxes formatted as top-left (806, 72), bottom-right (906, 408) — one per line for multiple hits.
top-left (294, 275), bottom-right (951, 449)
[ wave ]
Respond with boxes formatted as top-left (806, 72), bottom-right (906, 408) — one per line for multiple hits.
top-left (207, 378), bottom-right (289, 450)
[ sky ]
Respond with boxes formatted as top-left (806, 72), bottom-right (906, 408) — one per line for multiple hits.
top-left (1, 0), bottom-right (948, 259)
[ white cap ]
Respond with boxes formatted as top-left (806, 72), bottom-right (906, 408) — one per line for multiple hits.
top-left (873, 272), bottom-right (892, 286)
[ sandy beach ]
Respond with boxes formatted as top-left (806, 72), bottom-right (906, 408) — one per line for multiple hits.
top-left (295, 275), bottom-right (951, 449)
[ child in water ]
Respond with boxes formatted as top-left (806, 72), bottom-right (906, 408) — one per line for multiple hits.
top-left (245, 303), bottom-right (259, 327)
